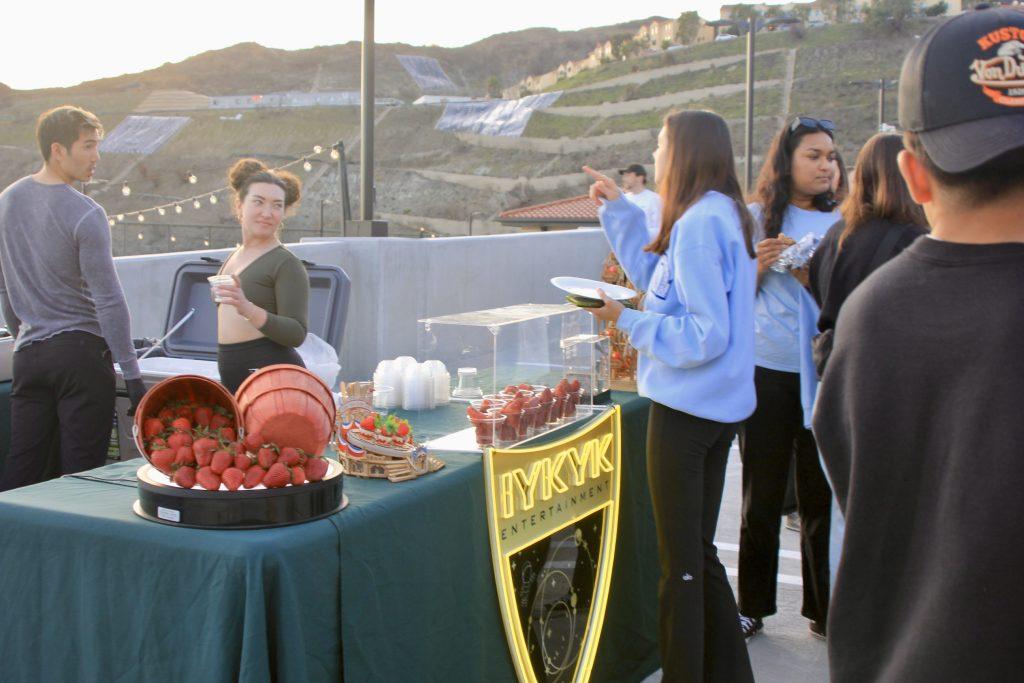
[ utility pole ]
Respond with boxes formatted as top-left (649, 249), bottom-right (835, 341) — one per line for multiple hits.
top-left (745, 17), bottom-right (756, 193)
top-left (351, 0), bottom-right (388, 237)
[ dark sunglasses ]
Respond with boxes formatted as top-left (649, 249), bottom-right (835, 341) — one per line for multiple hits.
top-left (789, 116), bottom-right (836, 135)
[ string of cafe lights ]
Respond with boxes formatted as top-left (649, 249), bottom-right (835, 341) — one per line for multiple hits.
top-left (108, 144), bottom-right (344, 243)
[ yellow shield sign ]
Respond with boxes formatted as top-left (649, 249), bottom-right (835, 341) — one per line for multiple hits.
top-left (483, 406), bottom-right (622, 683)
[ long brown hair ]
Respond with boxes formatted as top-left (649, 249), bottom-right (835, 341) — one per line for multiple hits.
top-left (752, 118), bottom-right (836, 238)
top-left (838, 134), bottom-right (926, 247)
top-left (648, 110), bottom-right (756, 258)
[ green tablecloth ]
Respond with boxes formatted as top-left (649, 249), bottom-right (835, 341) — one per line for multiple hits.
top-left (0, 392), bottom-right (657, 682)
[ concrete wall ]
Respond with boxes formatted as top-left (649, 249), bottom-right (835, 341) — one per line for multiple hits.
top-left (113, 229), bottom-right (612, 381)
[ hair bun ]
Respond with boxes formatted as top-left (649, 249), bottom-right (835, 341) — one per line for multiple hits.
top-left (228, 158), bottom-right (268, 193)
top-left (274, 169), bottom-right (302, 207)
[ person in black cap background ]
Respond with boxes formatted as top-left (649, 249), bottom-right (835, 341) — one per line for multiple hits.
top-left (618, 163), bottom-right (662, 240)
top-left (813, 6), bottom-right (1024, 682)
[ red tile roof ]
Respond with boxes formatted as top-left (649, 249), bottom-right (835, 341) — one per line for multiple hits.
top-left (498, 194), bottom-right (599, 226)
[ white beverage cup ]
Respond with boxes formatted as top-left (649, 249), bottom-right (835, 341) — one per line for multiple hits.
top-left (208, 275), bottom-right (235, 303)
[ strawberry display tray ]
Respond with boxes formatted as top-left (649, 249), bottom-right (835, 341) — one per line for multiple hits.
top-left (134, 461), bottom-right (347, 529)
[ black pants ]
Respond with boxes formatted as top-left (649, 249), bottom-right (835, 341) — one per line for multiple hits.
top-left (647, 402), bottom-right (754, 683)
top-left (217, 337), bottom-right (305, 394)
top-left (738, 366), bottom-right (831, 623)
top-left (0, 331), bottom-right (115, 492)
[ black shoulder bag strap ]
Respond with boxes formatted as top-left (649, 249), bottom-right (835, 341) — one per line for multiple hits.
top-left (814, 225), bottom-right (904, 379)
top-left (867, 224), bottom-right (905, 273)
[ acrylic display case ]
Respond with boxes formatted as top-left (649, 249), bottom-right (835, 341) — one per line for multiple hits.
top-left (417, 303), bottom-right (611, 450)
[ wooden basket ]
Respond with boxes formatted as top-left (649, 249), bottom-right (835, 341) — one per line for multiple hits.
top-left (235, 364), bottom-right (336, 456)
top-left (133, 374), bottom-right (240, 462)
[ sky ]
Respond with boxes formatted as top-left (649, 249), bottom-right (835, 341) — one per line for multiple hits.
top-left (1, 0), bottom-right (751, 90)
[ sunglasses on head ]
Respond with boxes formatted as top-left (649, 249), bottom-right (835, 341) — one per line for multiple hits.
top-left (789, 116), bottom-right (836, 134)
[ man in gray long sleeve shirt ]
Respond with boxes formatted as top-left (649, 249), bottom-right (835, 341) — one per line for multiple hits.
top-left (0, 106), bottom-right (145, 491)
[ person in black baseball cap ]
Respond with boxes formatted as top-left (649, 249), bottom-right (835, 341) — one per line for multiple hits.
top-left (814, 7), bottom-right (1024, 683)
top-left (617, 163), bottom-right (662, 239)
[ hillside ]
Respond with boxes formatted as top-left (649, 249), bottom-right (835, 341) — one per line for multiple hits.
top-left (0, 18), bottom-right (936, 254)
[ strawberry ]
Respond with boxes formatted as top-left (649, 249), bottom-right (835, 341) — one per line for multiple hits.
top-left (397, 422), bottom-right (410, 438)
top-left (305, 457), bottom-right (328, 482)
top-left (503, 385), bottom-right (517, 394)
top-left (243, 431), bottom-right (264, 452)
top-left (173, 466), bottom-right (196, 489)
top-left (233, 451), bottom-right (253, 471)
top-left (279, 447), bottom-right (302, 466)
top-left (359, 415), bottom-right (376, 431)
top-left (540, 387), bottom-right (553, 402)
top-left (570, 379), bottom-right (581, 392)
top-left (211, 449), bottom-right (232, 475)
top-left (210, 414), bottom-right (230, 430)
top-left (193, 406), bottom-right (213, 427)
top-left (175, 405), bottom-right (193, 420)
top-left (263, 463), bottom-right (290, 489)
top-left (192, 436), bottom-right (217, 458)
top-left (467, 406), bottom-right (488, 420)
top-left (148, 437), bottom-right (168, 452)
top-left (218, 427), bottom-right (236, 442)
top-left (290, 466), bottom-right (306, 486)
top-left (231, 441), bottom-right (246, 456)
top-left (257, 447), bottom-right (277, 470)
top-left (517, 383), bottom-right (531, 390)
top-left (196, 466), bottom-right (221, 491)
top-left (502, 398), bottom-right (524, 414)
top-left (158, 407), bottom-right (175, 424)
top-left (221, 467), bottom-right (244, 491)
top-left (174, 446), bottom-right (196, 467)
top-left (143, 418), bottom-right (164, 439)
top-left (243, 465), bottom-right (266, 489)
top-left (167, 431), bottom-right (193, 450)
top-left (150, 448), bottom-right (176, 475)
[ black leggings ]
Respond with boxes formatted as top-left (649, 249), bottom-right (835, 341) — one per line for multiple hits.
top-left (647, 402), bottom-right (754, 683)
top-left (739, 365), bottom-right (831, 623)
top-left (217, 337), bottom-right (305, 394)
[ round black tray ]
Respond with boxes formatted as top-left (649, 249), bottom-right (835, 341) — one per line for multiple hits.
top-left (134, 462), bottom-right (347, 530)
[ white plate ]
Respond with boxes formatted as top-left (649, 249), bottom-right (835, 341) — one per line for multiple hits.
top-left (550, 276), bottom-right (636, 301)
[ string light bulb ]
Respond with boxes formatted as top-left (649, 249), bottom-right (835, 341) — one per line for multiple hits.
top-left (137, 233), bottom-right (143, 240)
top-left (170, 235), bottom-right (176, 242)
top-left (209, 195), bottom-right (218, 205)
top-left (203, 239), bottom-right (210, 247)
top-left (313, 145), bottom-right (323, 154)
top-left (138, 213), bottom-right (145, 222)
top-left (187, 172), bottom-right (198, 184)
top-left (108, 218), bottom-right (115, 227)
top-left (303, 160), bottom-right (313, 172)
top-left (158, 207), bottom-right (166, 216)
top-left (175, 204), bottom-right (183, 214)
top-left (193, 199), bottom-right (201, 209)
top-left (116, 214), bottom-right (125, 222)
top-left (330, 148), bottom-right (340, 160)
top-left (121, 182), bottom-right (131, 197)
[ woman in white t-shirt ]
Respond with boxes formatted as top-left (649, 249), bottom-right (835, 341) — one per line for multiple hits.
top-left (737, 116), bottom-right (839, 641)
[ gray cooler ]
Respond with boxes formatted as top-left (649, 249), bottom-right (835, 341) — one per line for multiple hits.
top-left (113, 255), bottom-right (350, 461)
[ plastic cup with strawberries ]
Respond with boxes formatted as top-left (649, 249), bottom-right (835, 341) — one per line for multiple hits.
top-left (467, 401), bottom-right (506, 449)
top-left (499, 397), bottom-right (526, 445)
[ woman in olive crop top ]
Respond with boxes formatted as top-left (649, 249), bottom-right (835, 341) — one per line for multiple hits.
top-left (211, 159), bottom-right (310, 392)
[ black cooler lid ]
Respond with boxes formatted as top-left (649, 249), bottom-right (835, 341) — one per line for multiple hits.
top-left (163, 256), bottom-right (351, 361)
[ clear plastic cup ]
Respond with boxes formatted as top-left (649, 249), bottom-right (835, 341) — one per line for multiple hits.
top-left (208, 274), bottom-right (235, 303)
top-left (467, 401), bottom-right (506, 448)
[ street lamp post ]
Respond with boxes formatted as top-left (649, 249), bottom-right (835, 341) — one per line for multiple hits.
top-left (709, 15), bottom-right (797, 192)
top-left (850, 78), bottom-right (898, 130)
top-left (351, 0), bottom-right (388, 237)
top-left (468, 211), bottom-right (488, 236)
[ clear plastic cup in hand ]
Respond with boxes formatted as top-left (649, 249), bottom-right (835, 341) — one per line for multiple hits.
top-left (208, 274), bottom-right (235, 303)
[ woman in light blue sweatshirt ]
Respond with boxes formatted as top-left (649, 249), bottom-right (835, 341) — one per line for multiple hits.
top-left (584, 109), bottom-right (757, 683)
top-left (737, 116), bottom-right (840, 642)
